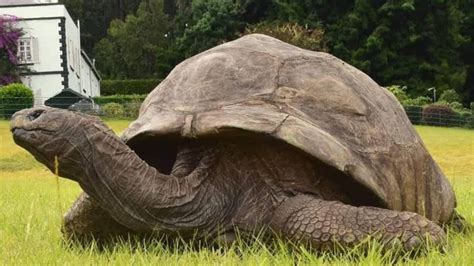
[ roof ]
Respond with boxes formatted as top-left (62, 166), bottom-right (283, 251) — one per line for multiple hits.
top-left (44, 88), bottom-right (91, 109)
top-left (81, 50), bottom-right (101, 80)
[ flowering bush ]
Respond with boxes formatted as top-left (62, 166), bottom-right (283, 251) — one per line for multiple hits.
top-left (0, 15), bottom-right (22, 85)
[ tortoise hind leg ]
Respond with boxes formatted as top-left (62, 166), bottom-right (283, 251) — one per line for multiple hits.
top-left (62, 192), bottom-right (133, 246)
top-left (446, 210), bottom-right (472, 233)
top-left (270, 194), bottom-right (446, 252)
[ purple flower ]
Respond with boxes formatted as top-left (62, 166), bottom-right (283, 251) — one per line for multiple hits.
top-left (1, 15), bottom-right (23, 85)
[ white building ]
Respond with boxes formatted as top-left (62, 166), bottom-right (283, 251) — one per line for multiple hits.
top-left (0, 0), bottom-right (100, 108)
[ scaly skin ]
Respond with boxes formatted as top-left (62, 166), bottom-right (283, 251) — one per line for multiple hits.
top-left (271, 195), bottom-right (445, 251)
top-left (62, 192), bottom-right (131, 244)
top-left (11, 107), bottom-right (448, 252)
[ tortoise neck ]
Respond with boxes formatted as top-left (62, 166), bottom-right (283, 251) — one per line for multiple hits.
top-left (71, 122), bottom-right (217, 232)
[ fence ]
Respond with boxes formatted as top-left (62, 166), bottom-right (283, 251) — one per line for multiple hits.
top-left (0, 96), bottom-right (142, 119)
top-left (404, 106), bottom-right (474, 128)
top-left (1, 97), bottom-right (473, 129)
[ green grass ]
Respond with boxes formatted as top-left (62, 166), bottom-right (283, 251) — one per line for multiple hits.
top-left (1, 120), bottom-right (473, 265)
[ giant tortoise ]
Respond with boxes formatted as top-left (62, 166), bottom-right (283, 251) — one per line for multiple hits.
top-left (10, 34), bottom-right (462, 251)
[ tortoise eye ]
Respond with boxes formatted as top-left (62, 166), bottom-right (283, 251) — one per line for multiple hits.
top-left (27, 109), bottom-right (45, 121)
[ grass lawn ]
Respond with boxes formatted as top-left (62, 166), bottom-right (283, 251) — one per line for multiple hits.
top-left (0, 120), bottom-right (473, 265)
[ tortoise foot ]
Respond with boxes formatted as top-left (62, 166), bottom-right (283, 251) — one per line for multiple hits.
top-left (62, 192), bottom-right (133, 246)
top-left (271, 194), bottom-right (446, 252)
top-left (445, 210), bottom-right (473, 234)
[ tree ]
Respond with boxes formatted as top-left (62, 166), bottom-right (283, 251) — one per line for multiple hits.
top-left (94, 0), bottom-right (175, 79)
top-left (459, 0), bottom-right (474, 103)
top-left (60, 0), bottom-right (143, 53)
top-left (175, 0), bottom-right (244, 57)
top-left (326, 0), bottom-right (467, 98)
top-left (439, 89), bottom-right (461, 103)
top-left (64, 0), bottom-right (472, 103)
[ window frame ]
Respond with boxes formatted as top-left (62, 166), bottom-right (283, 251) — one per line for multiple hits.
top-left (17, 37), bottom-right (35, 65)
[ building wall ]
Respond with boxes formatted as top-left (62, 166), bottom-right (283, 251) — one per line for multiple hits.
top-left (64, 9), bottom-right (81, 95)
top-left (20, 74), bottom-right (63, 106)
top-left (1, 3), bottom-right (100, 106)
top-left (15, 19), bottom-right (62, 73)
top-left (0, 4), bottom-right (65, 18)
top-left (80, 56), bottom-right (100, 98)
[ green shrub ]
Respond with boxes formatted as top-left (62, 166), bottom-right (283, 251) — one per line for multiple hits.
top-left (0, 83), bottom-right (33, 118)
top-left (94, 95), bottom-right (145, 118)
top-left (93, 94), bottom-right (147, 105)
top-left (434, 100), bottom-right (449, 106)
top-left (465, 115), bottom-right (474, 129)
top-left (470, 102), bottom-right (474, 112)
top-left (100, 79), bottom-right (160, 96)
top-left (458, 111), bottom-right (474, 128)
top-left (387, 85), bottom-right (409, 103)
top-left (101, 102), bottom-right (125, 117)
top-left (402, 96), bottom-right (432, 106)
top-left (422, 104), bottom-right (457, 127)
top-left (439, 89), bottom-right (461, 103)
top-left (123, 100), bottom-right (142, 118)
top-left (403, 106), bottom-right (423, 124)
top-left (448, 101), bottom-right (465, 112)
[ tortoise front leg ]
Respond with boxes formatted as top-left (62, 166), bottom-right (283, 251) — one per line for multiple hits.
top-left (62, 192), bottom-right (133, 245)
top-left (270, 194), bottom-right (446, 251)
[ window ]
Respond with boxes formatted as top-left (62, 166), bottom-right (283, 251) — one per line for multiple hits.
top-left (68, 39), bottom-right (73, 69)
top-left (68, 38), bottom-right (80, 74)
top-left (17, 38), bottom-right (34, 64)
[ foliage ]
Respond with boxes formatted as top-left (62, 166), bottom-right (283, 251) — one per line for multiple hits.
top-left (93, 94), bottom-right (146, 105)
top-left (448, 101), bottom-right (465, 112)
top-left (0, 15), bottom-right (23, 85)
top-left (388, 86), bottom-right (435, 107)
top-left (95, 94), bottom-right (144, 118)
top-left (403, 105), bottom-right (423, 124)
top-left (59, 0), bottom-right (143, 53)
top-left (433, 100), bottom-right (449, 106)
top-left (422, 104), bottom-right (457, 127)
top-left (458, 111), bottom-right (474, 129)
top-left (387, 85), bottom-right (409, 103)
top-left (123, 99), bottom-right (142, 118)
top-left (439, 89), bottom-right (462, 103)
top-left (69, 0), bottom-right (474, 103)
top-left (244, 22), bottom-right (327, 52)
top-left (93, 0), bottom-right (176, 79)
top-left (0, 83), bottom-right (33, 118)
top-left (101, 102), bottom-right (125, 117)
top-left (100, 79), bottom-right (160, 95)
top-left (459, 0), bottom-right (474, 104)
top-left (175, 0), bottom-right (244, 58)
top-left (326, 1), bottom-right (468, 98)
top-left (402, 96), bottom-right (432, 106)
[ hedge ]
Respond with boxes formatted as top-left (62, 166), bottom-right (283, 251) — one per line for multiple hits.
top-left (403, 106), bottom-right (423, 125)
top-left (93, 94), bottom-right (147, 105)
top-left (93, 94), bottom-right (146, 118)
top-left (0, 83), bottom-right (33, 118)
top-left (422, 104), bottom-right (459, 127)
top-left (100, 79), bottom-right (161, 96)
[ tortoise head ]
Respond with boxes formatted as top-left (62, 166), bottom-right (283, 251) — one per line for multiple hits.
top-left (10, 107), bottom-right (106, 178)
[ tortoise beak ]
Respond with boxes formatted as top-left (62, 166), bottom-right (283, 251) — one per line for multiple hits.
top-left (10, 108), bottom-right (46, 132)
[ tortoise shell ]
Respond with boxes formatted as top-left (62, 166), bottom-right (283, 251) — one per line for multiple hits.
top-left (122, 34), bottom-right (455, 223)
